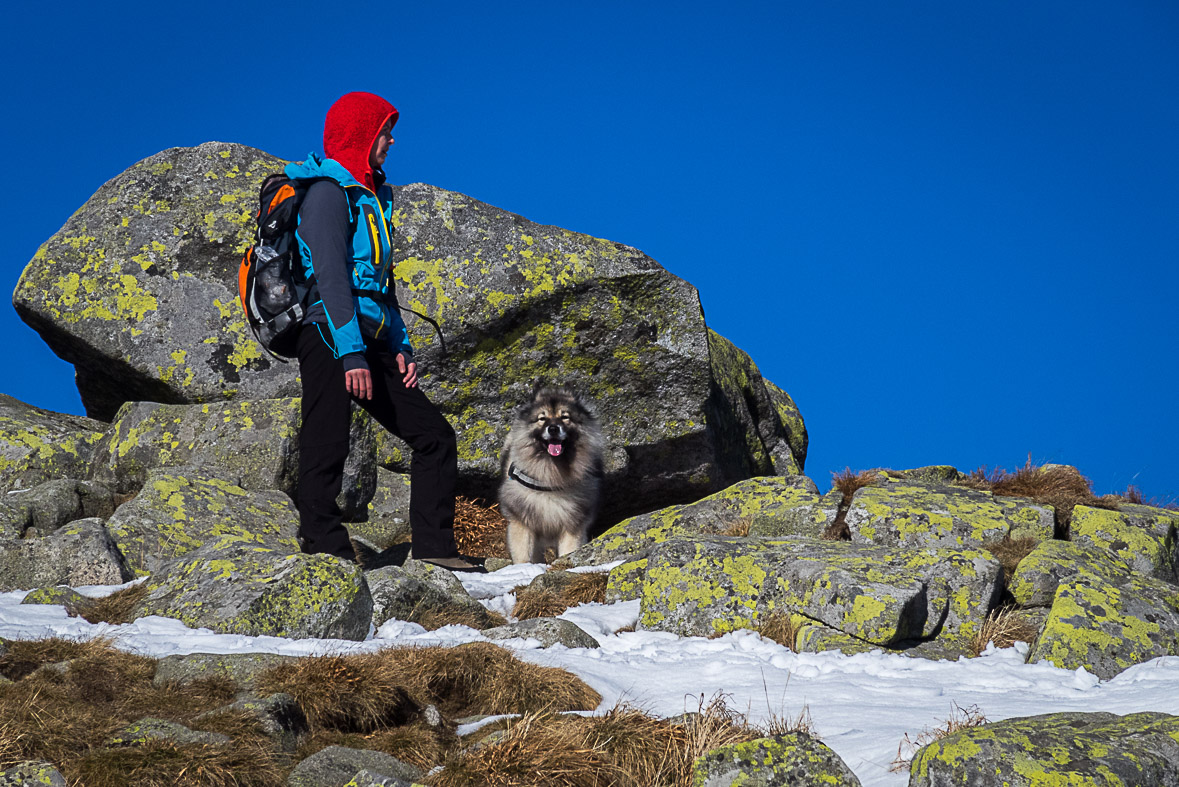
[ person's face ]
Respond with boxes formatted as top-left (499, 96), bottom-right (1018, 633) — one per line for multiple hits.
top-left (370, 120), bottom-right (395, 168)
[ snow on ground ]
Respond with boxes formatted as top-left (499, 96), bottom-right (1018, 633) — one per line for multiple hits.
top-left (3, 566), bottom-right (1179, 787)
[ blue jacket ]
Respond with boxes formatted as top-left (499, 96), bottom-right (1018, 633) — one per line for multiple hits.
top-left (285, 154), bottom-right (411, 367)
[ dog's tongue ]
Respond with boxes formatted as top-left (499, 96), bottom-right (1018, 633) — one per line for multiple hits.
top-left (547, 443), bottom-right (564, 457)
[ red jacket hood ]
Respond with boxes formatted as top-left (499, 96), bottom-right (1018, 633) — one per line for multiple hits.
top-left (323, 92), bottom-right (399, 192)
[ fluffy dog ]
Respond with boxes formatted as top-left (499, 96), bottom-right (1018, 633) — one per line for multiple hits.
top-left (499, 385), bottom-right (605, 564)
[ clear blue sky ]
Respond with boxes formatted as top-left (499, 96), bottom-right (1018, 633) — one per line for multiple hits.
top-left (4, 2), bottom-right (1177, 500)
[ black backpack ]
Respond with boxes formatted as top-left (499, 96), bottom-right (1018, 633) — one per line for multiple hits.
top-left (237, 174), bottom-right (345, 360)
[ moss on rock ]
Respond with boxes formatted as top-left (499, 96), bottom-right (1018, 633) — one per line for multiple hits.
top-left (692, 731), bottom-right (861, 786)
top-left (1070, 503), bottom-right (1179, 583)
top-left (1008, 540), bottom-right (1131, 608)
top-left (0, 393), bottom-right (108, 493)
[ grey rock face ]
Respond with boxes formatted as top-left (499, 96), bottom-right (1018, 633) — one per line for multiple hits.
top-left (909, 711), bottom-right (1179, 786)
top-left (482, 617), bottom-right (600, 649)
top-left (0, 761), bottom-right (69, 786)
top-left (152, 651), bottom-right (296, 689)
top-left (0, 479), bottom-right (114, 539)
top-left (107, 717), bottom-right (231, 747)
top-left (0, 518), bottom-right (132, 592)
top-left (692, 732), bottom-right (861, 786)
top-left (367, 560), bottom-right (501, 630)
top-left (0, 393), bottom-right (108, 493)
top-left (106, 468), bottom-right (300, 576)
top-left (351, 467), bottom-right (411, 549)
top-left (134, 542), bottom-right (372, 640)
top-left (286, 745), bottom-right (421, 787)
top-left (1070, 503), bottom-right (1179, 583)
top-left (15, 144), bottom-right (806, 523)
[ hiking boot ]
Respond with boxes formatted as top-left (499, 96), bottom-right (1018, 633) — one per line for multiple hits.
top-left (418, 555), bottom-right (487, 573)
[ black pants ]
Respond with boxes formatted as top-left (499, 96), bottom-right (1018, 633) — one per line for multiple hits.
top-left (296, 326), bottom-right (460, 560)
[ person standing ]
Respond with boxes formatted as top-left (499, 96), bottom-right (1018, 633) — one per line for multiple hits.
top-left (287, 91), bottom-right (482, 573)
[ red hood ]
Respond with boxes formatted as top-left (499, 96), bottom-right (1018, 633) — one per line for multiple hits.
top-left (323, 92), bottom-right (399, 192)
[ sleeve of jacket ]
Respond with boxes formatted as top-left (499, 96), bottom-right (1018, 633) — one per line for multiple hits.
top-left (296, 181), bottom-right (368, 371)
top-left (384, 290), bottom-right (413, 359)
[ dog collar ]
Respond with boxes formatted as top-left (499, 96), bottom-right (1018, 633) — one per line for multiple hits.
top-left (508, 463), bottom-right (559, 492)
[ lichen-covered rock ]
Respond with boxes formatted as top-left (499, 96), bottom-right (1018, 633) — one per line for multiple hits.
top-left (152, 651), bottom-right (295, 689)
top-left (691, 732), bottom-right (861, 786)
top-left (20, 586), bottom-right (89, 615)
top-left (106, 469), bottom-right (300, 576)
top-left (12, 143), bottom-right (296, 421)
top-left (0, 518), bottom-right (132, 592)
top-left (0, 394), bottom-right (108, 493)
top-left (482, 617), bottom-right (600, 648)
top-left (367, 560), bottom-right (501, 630)
top-left (15, 143), bottom-right (807, 524)
top-left (1029, 573), bottom-right (1179, 680)
top-left (605, 558), bottom-right (649, 602)
top-left (196, 692), bottom-right (308, 753)
top-left (134, 542), bottom-right (372, 640)
top-left (0, 478), bottom-right (115, 539)
top-left (0, 760), bottom-right (69, 786)
top-left (635, 537), bottom-right (1002, 649)
top-left (286, 744), bottom-right (421, 787)
top-left (1008, 539), bottom-right (1131, 607)
top-left (107, 717), bottom-right (231, 747)
top-left (351, 468), bottom-right (412, 550)
top-left (93, 398), bottom-right (301, 496)
top-left (565, 476), bottom-right (833, 567)
top-left (844, 478), bottom-right (1054, 549)
top-left (908, 711), bottom-right (1179, 786)
top-left (1070, 503), bottom-right (1179, 584)
top-left (342, 770), bottom-right (413, 787)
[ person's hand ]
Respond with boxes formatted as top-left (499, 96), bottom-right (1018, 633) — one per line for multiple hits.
top-left (345, 368), bottom-right (373, 399)
top-left (397, 353), bottom-right (418, 388)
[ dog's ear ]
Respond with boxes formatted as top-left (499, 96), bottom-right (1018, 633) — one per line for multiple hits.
top-left (530, 379), bottom-right (547, 401)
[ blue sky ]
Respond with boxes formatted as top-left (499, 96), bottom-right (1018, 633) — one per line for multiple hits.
top-left (4, 2), bottom-right (1177, 500)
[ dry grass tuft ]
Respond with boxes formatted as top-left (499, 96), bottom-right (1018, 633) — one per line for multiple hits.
top-left (513, 572), bottom-right (609, 620)
top-left (0, 636), bottom-right (97, 681)
top-left (295, 722), bottom-right (453, 771)
top-left (822, 467), bottom-right (879, 541)
top-left (721, 517), bottom-right (752, 537)
top-left (414, 606), bottom-right (508, 632)
top-left (434, 694), bottom-right (762, 787)
top-left (78, 583), bottom-right (151, 625)
top-left (255, 652), bottom-right (420, 733)
top-left (762, 705), bottom-right (816, 738)
top-left (890, 703), bottom-right (988, 773)
top-left (454, 496), bottom-right (510, 559)
top-left (983, 535), bottom-right (1039, 582)
top-left (969, 608), bottom-right (1040, 657)
top-left (69, 737), bottom-right (282, 787)
top-left (755, 612), bottom-right (802, 651)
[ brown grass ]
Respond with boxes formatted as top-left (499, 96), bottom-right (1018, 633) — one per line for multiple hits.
top-left (721, 517), bottom-right (752, 537)
top-left (755, 612), bottom-right (802, 651)
top-left (890, 703), bottom-right (988, 773)
top-left (513, 572), bottom-right (609, 620)
top-left (294, 723), bottom-right (452, 771)
top-left (433, 694), bottom-right (763, 787)
top-left (78, 583), bottom-right (151, 625)
top-left (957, 457), bottom-right (1115, 533)
top-left (822, 467), bottom-right (878, 540)
top-left (414, 605), bottom-right (508, 632)
top-left (454, 496), bottom-right (510, 559)
top-left (983, 535), bottom-right (1039, 582)
top-left (969, 608), bottom-right (1040, 657)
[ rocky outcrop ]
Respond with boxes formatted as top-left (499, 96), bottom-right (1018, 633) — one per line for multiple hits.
top-left (367, 560), bottom-right (502, 630)
top-left (0, 518), bottom-right (131, 593)
top-left (14, 142), bottom-right (805, 521)
top-left (908, 711), bottom-right (1179, 786)
top-left (0, 394), bottom-right (108, 494)
top-left (691, 732), bottom-right (861, 786)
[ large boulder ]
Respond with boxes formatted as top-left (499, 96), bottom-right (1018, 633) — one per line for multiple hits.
top-left (843, 478), bottom-right (1054, 549)
top-left (1029, 572), bottom-right (1179, 680)
top-left (14, 143), bottom-right (806, 522)
top-left (133, 542), bottom-right (372, 640)
top-left (106, 469), bottom-right (300, 576)
top-left (367, 559), bottom-right (502, 630)
top-left (1008, 539), bottom-right (1131, 607)
top-left (633, 536), bottom-right (1002, 650)
top-left (1069, 503), bottom-right (1179, 583)
top-left (0, 394), bottom-right (108, 493)
top-left (691, 732), bottom-right (861, 786)
top-left (0, 478), bottom-right (115, 539)
top-left (909, 711), bottom-right (1179, 786)
top-left (0, 518), bottom-right (132, 592)
top-left (564, 475), bottom-right (836, 567)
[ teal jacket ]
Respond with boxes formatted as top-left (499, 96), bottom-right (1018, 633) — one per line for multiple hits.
top-left (285, 154), bottom-right (411, 366)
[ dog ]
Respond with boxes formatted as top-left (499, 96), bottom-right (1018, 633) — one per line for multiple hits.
top-left (499, 384), bottom-right (605, 564)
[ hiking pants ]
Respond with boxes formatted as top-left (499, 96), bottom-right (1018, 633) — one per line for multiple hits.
top-left (296, 326), bottom-right (460, 560)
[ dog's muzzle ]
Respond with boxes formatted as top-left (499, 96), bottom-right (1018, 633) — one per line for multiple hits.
top-left (544, 424), bottom-right (566, 456)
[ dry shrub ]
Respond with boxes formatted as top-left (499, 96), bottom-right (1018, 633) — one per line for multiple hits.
top-left (434, 694), bottom-right (760, 787)
top-left (983, 535), bottom-right (1039, 581)
top-left (958, 457), bottom-right (1113, 533)
top-left (822, 467), bottom-right (878, 541)
top-left (414, 605), bottom-right (508, 632)
top-left (513, 572), bottom-right (609, 620)
top-left (295, 722), bottom-right (453, 771)
top-left (721, 517), bottom-right (752, 537)
top-left (255, 652), bottom-right (420, 733)
top-left (969, 608), bottom-right (1039, 656)
top-left (78, 582), bottom-right (150, 625)
top-left (68, 737), bottom-right (282, 787)
top-left (890, 703), bottom-right (987, 773)
top-left (454, 496), bottom-right (509, 559)
top-left (0, 636), bottom-right (97, 681)
top-left (755, 612), bottom-right (802, 651)
top-left (389, 642), bottom-right (601, 717)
